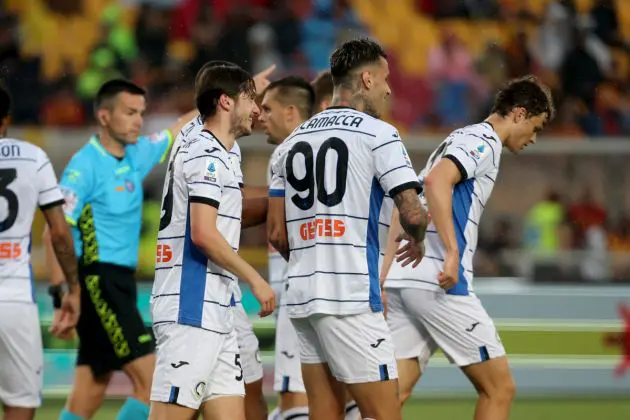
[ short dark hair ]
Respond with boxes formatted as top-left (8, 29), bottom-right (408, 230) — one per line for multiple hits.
top-left (491, 75), bottom-right (555, 121)
top-left (330, 38), bottom-right (387, 87)
top-left (194, 60), bottom-right (239, 89)
top-left (195, 65), bottom-right (256, 121)
top-left (94, 79), bottom-right (145, 111)
top-left (311, 71), bottom-right (333, 107)
top-left (264, 76), bottom-right (315, 119)
top-left (0, 85), bottom-right (10, 120)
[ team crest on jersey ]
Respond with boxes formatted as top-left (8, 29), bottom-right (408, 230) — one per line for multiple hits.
top-left (61, 187), bottom-right (77, 215)
top-left (469, 143), bottom-right (487, 161)
top-left (192, 380), bottom-right (207, 401)
top-left (204, 160), bottom-right (218, 182)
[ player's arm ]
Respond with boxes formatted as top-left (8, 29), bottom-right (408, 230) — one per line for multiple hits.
top-left (373, 126), bottom-right (428, 243)
top-left (380, 207), bottom-right (403, 284)
top-left (41, 206), bottom-right (79, 294)
top-left (242, 196), bottom-right (268, 228)
top-left (423, 159), bottom-right (460, 255)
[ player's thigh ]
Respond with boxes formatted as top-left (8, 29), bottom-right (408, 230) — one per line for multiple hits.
top-left (386, 288), bottom-right (436, 372)
top-left (0, 303), bottom-right (43, 410)
top-left (402, 289), bottom-right (506, 367)
top-left (274, 305), bottom-right (306, 395)
top-left (201, 396), bottom-right (246, 420)
top-left (312, 313), bottom-right (401, 419)
top-left (150, 324), bottom-right (244, 411)
top-left (290, 317), bottom-right (343, 417)
top-left (234, 303), bottom-right (263, 384)
top-left (149, 401), bottom-right (197, 420)
top-left (3, 405), bottom-right (36, 420)
top-left (461, 355), bottom-right (515, 399)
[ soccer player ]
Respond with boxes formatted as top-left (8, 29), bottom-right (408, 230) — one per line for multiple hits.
top-left (311, 70), bottom-right (334, 112)
top-left (149, 63), bottom-right (275, 420)
top-left (267, 38), bottom-right (429, 420)
top-left (45, 79), bottom-right (189, 420)
top-left (173, 61), bottom-right (273, 420)
top-left (382, 76), bottom-right (554, 420)
top-left (0, 86), bottom-right (80, 420)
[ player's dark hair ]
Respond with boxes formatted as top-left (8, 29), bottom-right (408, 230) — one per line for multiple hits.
top-left (491, 75), bottom-right (555, 121)
top-left (195, 64), bottom-right (256, 121)
top-left (311, 70), bottom-right (333, 108)
top-left (330, 38), bottom-right (387, 88)
top-left (94, 79), bottom-right (145, 111)
top-left (0, 85), bottom-right (10, 120)
top-left (194, 60), bottom-right (239, 89)
top-left (264, 76), bottom-right (316, 119)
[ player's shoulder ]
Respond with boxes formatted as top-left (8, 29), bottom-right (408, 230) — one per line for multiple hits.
top-left (450, 122), bottom-right (500, 148)
top-left (183, 129), bottom-right (229, 159)
top-left (0, 137), bottom-right (46, 161)
top-left (230, 141), bottom-right (241, 159)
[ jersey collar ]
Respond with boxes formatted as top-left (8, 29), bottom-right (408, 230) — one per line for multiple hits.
top-left (326, 106), bottom-right (356, 111)
top-left (202, 129), bottom-right (229, 152)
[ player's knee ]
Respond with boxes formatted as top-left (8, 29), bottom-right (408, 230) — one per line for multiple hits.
top-left (398, 386), bottom-right (413, 406)
top-left (481, 374), bottom-right (516, 404)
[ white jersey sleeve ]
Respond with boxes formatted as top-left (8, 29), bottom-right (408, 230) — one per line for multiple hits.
top-left (0, 140), bottom-right (64, 303)
top-left (36, 148), bottom-right (64, 208)
top-left (385, 122), bottom-right (502, 296)
top-left (371, 125), bottom-right (419, 197)
top-left (267, 146), bottom-right (288, 297)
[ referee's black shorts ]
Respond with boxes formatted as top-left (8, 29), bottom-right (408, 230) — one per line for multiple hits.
top-left (76, 261), bottom-right (154, 377)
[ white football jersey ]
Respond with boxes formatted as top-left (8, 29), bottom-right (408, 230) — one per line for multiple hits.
top-left (0, 139), bottom-right (64, 302)
top-left (151, 130), bottom-right (243, 333)
top-left (267, 150), bottom-right (287, 298)
top-left (173, 117), bottom-right (245, 302)
top-left (269, 107), bottom-right (420, 318)
top-left (385, 122), bottom-right (502, 295)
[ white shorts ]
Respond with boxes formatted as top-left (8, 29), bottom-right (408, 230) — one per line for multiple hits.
top-left (273, 304), bottom-right (305, 393)
top-left (291, 312), bottom-right (398, 384)
top-left (0, 302), bottom-right (43, 408)
top-left (386, 288), bottom-right (506, 368)
top-left (234, 303), bottom-right (263, 384)
top-left (150, 323), bottom-right (245, 409)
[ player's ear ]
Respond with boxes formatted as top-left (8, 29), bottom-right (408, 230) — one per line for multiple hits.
top-left (218, 94), bottom-right (233, 112)
top-left (360, 70), bottom-right (373, 90)
top-left (96, 108), bottom-right (109, 127)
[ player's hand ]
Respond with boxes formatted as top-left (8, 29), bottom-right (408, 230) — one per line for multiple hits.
top-left (395, 233), bottom-right (425, 268)
top-left (438, 250), bottom-right (459, 290)
top-left (253, 65), bottom-right (276, 93)
top-left (50, 290), bottom-right (80, 339)
top-left (251, 279), bottom-right (276, 318)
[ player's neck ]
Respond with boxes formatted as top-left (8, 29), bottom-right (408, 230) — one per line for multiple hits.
top-left (203, 120), bottom-right (235, 151)
top-left (330, 89), bottom-right (366, 113)
top-left (484, 114), bottom-right (510, 146)
top-left (97, 131), bottom-right (126, 158)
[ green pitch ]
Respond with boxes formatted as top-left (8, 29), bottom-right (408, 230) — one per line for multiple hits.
top-left (35, 397), bottom-right (630, 420)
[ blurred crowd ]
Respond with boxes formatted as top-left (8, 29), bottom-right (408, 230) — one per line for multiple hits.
top-left (476, 188), bottom-right (630, 282)
top-left (1, 0), bottom-right (630, 136)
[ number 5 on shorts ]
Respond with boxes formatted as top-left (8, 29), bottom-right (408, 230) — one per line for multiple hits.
top-left (235, 354), bottom-right (243, 381)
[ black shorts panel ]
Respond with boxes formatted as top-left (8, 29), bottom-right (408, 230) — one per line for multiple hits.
top-left (76, 262), bottom-right (154, 377)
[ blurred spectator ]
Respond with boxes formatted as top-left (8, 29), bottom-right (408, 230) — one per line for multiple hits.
top-left (76, 47), bottom-right (123, 101)
top-left (561, 29), bottom-right (604, 110)
top-left (187, 3), bottom-right (221, 77)
top-left (41, 78), bottom-right (85, 126)
top-left (568, 187), bottom-right (607, 248)
top-left (590, 0), bottom-right (625, 48)
top-left (270, 0), bottom-right (303, 68)
top-left (248, 22), bottom-right (284, 75)
top-left (135, 4), bottom-right (169, 68)
top-left (524, 190), bottom-right (566, 254)
top-left (530, 0), bottom-right (575, 72)
top-left (428, 28), bottom-right (477, 127)
top-left (505, 30), bottom-right (535, 78)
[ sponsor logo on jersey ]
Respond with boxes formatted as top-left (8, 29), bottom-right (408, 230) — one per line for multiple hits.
top-left (300, 218), bottom-right (346, 240)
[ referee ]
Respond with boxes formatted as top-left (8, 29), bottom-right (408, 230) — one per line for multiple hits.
top-left (44, 80), bottom-right (191, 420)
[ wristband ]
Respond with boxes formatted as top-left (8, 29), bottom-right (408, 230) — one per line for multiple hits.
top-left (48, 285), bottom-right (64, 309)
